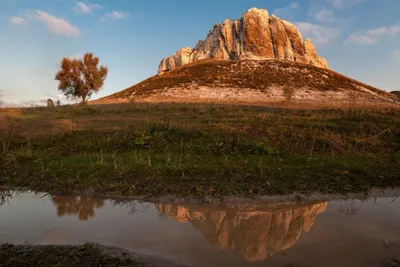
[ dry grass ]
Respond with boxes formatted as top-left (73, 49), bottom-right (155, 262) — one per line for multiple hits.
top-left (95, 60), bottom-right (398, 104)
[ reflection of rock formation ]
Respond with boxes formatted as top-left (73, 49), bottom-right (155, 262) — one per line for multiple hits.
top-left (51, 196), bottom-right (104, 221)
top-left (157, 202), bottom-right (327, 262)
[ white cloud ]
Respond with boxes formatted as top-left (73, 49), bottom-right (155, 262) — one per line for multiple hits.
top-left (329, 0), bottom-right (365, 9)
top-left (295, 22), bottom-right (340, 44)
top-left (310, 8), bottom-right (336, 23)
top-left (345, 25), bottom-right (400, 45)
top-left (32, 11), bottom-right (80, 37)
top-left (395, 50), bottom-right (400, 57)
top-left (274, 2), bottom-right (299, 16)
top-left (75, 2), bottom-right (102, 13)
top-left (9, 16), bottom-right (25, 26)
top-left (102, 11), bottom-right (130, 21)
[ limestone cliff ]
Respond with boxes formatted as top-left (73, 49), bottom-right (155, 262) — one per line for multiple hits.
top-left (158, 8), bottom-right (328, 75)
top-left (157, 202), bottom-right (327, 262)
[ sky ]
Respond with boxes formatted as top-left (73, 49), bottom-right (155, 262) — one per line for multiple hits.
top-left (1, 0), bottom-right (400, 106)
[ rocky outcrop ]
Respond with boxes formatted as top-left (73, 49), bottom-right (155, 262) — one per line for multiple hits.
top-left (391, 91), bottom-right (400, 97)
top-left (157, 202), bottom-right (327, 262)
top-left (47, 99), bottom-right (55, 107)
top-left (158, 8), bottom-right (329, 75)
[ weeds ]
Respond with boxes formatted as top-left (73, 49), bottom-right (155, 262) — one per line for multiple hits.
top-left (0, 117), bottom-right (21, 155)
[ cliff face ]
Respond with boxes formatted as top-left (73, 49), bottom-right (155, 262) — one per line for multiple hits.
top-left (158, 8), bottom-right (329, 75)
top-left (157, 202), bottom-right (327, 262)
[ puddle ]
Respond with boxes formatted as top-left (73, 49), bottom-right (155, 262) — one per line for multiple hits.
top-left (1, 191), bottom-right (400, 267)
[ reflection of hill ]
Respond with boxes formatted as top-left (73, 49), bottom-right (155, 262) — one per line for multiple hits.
top-left (157, 202), bottom-right (327, 262)
top-left (52, 196), bottom-right (104, 221)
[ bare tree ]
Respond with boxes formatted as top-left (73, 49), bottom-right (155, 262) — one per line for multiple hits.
top-left (55, 53), bottom-right (108, 104)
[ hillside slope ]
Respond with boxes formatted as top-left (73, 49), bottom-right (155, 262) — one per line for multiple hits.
top-left (96, 60), bottom-right (397, 104)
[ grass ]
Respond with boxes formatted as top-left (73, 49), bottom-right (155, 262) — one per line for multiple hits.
top-left (0, 243), bottom-right (144, 267)
top-left (0, 102), bottom-right (399, 197)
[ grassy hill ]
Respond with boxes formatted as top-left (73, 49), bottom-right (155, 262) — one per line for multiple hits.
top-left (96, 60), bottom-right (397, 104)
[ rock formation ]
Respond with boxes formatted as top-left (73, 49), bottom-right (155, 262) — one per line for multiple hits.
top-left (391, 91), bottom-right (400, 97)
top-left (157, 202), bottom-right (327, 262)
top-left (158, 8), bottom-right (328, 75)
top-left (47, 99), bottom-right (55, 107)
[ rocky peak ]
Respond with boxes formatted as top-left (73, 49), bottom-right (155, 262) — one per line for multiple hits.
top-left (158, 7), bottom-right (329, 75)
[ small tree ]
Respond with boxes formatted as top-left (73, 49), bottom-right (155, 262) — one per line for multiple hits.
top-left (283, 86), bottom-right (295, 101)
top-left (55, 53), bottom-right (108, 104)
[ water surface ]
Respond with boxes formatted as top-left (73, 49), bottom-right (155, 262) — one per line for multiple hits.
top-left (1, 191), bottom-right (399, 267)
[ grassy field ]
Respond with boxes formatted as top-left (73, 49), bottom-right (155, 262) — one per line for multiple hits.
top-left (0, 102), bottom-right (399, 197)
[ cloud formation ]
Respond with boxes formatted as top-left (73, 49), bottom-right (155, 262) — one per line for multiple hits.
top-left (345, 25), bottom-right (400, 45)
top-left (102, 11), bottom-right (130, 21)
top-left (295, 22), bottom-right (340, 44)
top-left (329, 0), bottom-right (365, 9)
top-left (274, 2), bottom-right (299, 16)
top-left (32, 11), bottom-right (80, 37)
top-left (310, 8), bottom-right (336, 23)
top-left (75, 2), bottom-right (102, 13)
top-left (9, 16), bottom-right (25, 26)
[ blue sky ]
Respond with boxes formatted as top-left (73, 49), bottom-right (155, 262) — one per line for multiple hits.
top-left (1, 0), bottom-right (400, 106)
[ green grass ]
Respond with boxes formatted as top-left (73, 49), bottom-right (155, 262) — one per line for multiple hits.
top-left (1, 103), bottom-right (399, 197)
top-left (0, 243), bottom-right (144, 267)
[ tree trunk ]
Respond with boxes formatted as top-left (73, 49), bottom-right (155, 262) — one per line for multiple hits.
top-left (82, 95), bottom-right (87, 104)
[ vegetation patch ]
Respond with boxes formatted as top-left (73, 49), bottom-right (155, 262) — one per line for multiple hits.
top-left (0, 103), bottom-right (399, 197)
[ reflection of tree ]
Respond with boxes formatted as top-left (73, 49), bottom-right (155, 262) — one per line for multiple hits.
top-left (51, 196), bottom-right (104, 221)
top-left (157, 202), bottom-right (327, 262)
top-left (0, 190), bottom-right (12, 206)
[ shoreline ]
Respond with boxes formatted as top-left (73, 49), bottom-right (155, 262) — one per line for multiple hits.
top-left (0, 243), bottom-right (185, 267)
top-left (2, 186), bottom-right (400, 204)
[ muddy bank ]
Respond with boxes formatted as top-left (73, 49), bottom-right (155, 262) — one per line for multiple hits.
top-left (2, 186), bottom-right (400, 205)
top-left (0, 243), bottom-right (186, 267)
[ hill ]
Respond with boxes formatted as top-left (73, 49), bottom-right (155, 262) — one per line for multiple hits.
top-left (95, 59), bottom-right (397, 104)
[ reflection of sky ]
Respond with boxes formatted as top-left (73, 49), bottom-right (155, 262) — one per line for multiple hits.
top-left (1, 0), bottom-right (400, 106)
top-left (0, 192), bottom-right (399, 267)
